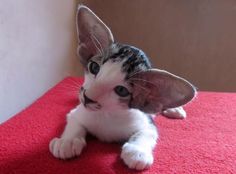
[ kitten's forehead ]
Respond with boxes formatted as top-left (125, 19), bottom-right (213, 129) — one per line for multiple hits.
top-left (103, 44), bottom-right (152, 78)
top-left (97, 60), bottom-right (125, 85)
top-left (88, 43), bottom-right (152, 84)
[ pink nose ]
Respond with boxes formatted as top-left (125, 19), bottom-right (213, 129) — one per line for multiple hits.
top-left (85, 83), bottom-right (106, 101)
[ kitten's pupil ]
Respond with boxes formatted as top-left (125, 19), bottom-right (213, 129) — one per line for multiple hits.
top-left (89, 61), bottom-right (100, 75)
top-left (114, 86), bottom-right (130, 97)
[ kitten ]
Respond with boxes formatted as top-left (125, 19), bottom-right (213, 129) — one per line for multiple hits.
top-left (49, 5), bottom-right (196, 170)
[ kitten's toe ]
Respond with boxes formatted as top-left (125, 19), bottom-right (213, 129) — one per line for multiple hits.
top-left (121, 143), bottom-right (153, 170)
top-left (162, 106), bottom-right (186, 119)
top-left (49, 137), bottom-right (86, 159)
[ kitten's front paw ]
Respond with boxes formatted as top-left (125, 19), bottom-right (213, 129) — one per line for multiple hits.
top-left (49, 137), bottom-right (86, 159)
top-left (121, 143), bottom-right (153, 170)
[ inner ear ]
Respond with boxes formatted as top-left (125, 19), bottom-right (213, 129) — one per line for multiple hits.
top-left (129, 69), bottom-right (196, 114)
top-left (76, 5), bottom-right (114, 66)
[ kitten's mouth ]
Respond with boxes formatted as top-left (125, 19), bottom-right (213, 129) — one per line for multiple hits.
top-left (83, 103), bottom-right (101, 111)
top-left (80, 89), bottom-right (102, 111)
top-left (80, 97), bottom-right (101, 111)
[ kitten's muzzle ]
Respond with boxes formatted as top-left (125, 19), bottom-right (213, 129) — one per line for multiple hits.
top-left (83, 91), bottom-right (97, 105)
top-left (81, 90), bottom-right (102, 111)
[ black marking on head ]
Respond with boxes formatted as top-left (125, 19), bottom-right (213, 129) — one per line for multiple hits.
top-left (122, 46), bottom-right (151, 77)
top-left (102, 43), bottom-right (152, 79)
top-left (111, 45), bottom-right (132, 59)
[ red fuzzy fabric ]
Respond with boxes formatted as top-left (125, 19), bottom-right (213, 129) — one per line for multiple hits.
top-left (0, 77), bottom-right (235, 174)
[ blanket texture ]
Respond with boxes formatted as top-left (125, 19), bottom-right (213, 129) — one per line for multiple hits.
top-left (0, 77), bottom-right (235, 174)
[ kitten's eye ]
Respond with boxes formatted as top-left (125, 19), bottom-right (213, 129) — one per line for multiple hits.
top-left (88, 61), bottom-right (100, 75)
top-left (114, 86), bottom-right (130, 97)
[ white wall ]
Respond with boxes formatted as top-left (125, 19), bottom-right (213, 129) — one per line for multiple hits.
top-left (0, 0), bottom-right (81, 123)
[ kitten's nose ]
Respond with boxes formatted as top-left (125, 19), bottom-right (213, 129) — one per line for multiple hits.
top-left (83, 92), bottom-right (97, 105)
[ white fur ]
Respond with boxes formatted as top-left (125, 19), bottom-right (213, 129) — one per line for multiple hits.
top-left (49, 104), bottom-right (158, 170)
top-left (82, 61), bottom-right (132, 111)
top-left (50, 60), bottom-right (158, 170)
top-left (162, 107), bottom-right (186, 119)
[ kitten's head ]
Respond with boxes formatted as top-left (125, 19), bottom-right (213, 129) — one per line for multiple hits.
top-left (76, 5), bottom-right (196, 113)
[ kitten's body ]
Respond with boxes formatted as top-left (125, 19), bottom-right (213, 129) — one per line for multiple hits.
top-left (66, 104), bottom-right (156, 143)
top-left (49, 5), bottom-right (196, 170)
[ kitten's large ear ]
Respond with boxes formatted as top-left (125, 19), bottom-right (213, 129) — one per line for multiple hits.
top-left (129, 69), bottom-right (196, 114)
top-left (76, 5), bottom-right (114, 66)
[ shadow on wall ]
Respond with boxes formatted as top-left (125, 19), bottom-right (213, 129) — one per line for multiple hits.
top-left (80, 0), bottom-right (236, 92)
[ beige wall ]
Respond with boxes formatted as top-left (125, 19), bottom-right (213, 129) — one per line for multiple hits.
top-left (0, 0), bottom-right (81, 123)
top-left (81, 0), bottom-right (236, 92)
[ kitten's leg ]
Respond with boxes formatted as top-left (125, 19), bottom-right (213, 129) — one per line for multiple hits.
top-left (162, 106), bottom-right (186, 119)
top-left (121, 126), bottom-right (158, 170)
top-left (49, 107), bottom-right (86, 159)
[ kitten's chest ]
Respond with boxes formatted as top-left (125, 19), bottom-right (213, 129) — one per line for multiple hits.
top-left (81, 111), bottom-right (142, 142)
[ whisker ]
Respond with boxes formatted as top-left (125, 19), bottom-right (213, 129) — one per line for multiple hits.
top-left (127, 70), bottom-right (143, 79)
top-left (59, 82), bottom-right (82, 88)
top-left (57, 85), bottom-right (81, 90)
top-left (55, 90), bottom-right (80, 94)
top-left (129, 78), bottom-right (158, 87)
top-left (132, 78), bottom-right (159, 88)
top-left (93, 34), bottom-right (105, 56)
top-left (53, 92), bottom-right (78, 96)
top-left (104, 44), bottom-right (110, 60)
top-left (129, 78), bottom-right (159, 88)
top-left (55, 88), bottom-right (80, 93)
top-left (54, 89), bottom-right (79, 93)
top-left (53, 90), bottom-right (79, 96)
top-left (131, 82), bottom-right (150, 93)
top-left (90, 34), bottom-right (104, 56)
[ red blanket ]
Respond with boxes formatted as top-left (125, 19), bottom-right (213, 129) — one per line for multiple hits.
top-left (0, 77), bottom-right (235, 174)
